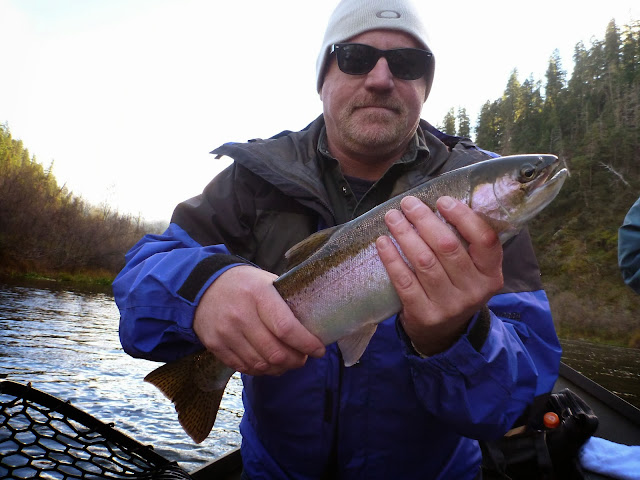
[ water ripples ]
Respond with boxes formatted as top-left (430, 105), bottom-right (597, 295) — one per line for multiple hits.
top-left (0, 283), bottom-right (241, 473)
top-left (560, 338), bottom-right (640, 407)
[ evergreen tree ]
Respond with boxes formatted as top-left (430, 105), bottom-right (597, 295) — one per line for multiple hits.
top-left (457, 107), bottom-right (471, 138)
top-left (620, 21), bottom-right (640, 84)
top-left (475, 100), bottom-right (502, 152)
top-left (499, 70), bottom-right (525, 154)
top-left (442, 108), bottom-right (456, 135)
top-left (604, 19), bottom-right (621, 69)
top-left (566, 40), bottom-right (591, 141)
top-left (545, 49), bottom-right (566, 108)
top-left (543, 51), bottom-right (567, 153)
top-left (515, 76), bottom-right (545, 152)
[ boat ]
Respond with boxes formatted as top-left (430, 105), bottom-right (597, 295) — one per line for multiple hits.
top-left (2, 362), bottom-right (639, 480)
top-left (553, 362), bottom-right (640, 448)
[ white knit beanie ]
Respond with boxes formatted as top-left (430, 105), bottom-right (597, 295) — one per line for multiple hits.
top-left (316, 0), bottom-right (433, 93)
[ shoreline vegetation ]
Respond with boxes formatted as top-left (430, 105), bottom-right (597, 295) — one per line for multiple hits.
top-left (2, 19), bottom-right (640, 348)
top-left (0, 270), bottom-right (115, 293)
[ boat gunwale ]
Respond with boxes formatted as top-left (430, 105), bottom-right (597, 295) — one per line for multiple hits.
top-left (558, 362), bottom-right (640, 428)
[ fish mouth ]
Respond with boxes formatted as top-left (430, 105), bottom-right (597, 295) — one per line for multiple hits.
top-left (532, 159), bottom-right (569, 199)
top-left (535, 157), bottom-right (569, 190)
top-left (518, 159), bottom-right (569, 223)
top-left (547, 166), bottom-right (569, 189)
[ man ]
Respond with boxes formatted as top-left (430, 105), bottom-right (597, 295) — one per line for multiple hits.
top-left (114, 0), bottom-right (562, 477)
top-left (619, 196), bottom-right (640, 294)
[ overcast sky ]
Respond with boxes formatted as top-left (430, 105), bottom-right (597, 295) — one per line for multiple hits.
top-left (1, 0), bottom-right (638, 222)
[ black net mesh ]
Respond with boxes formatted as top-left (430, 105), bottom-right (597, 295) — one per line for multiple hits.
top-left (0, 381), bottom-right (193, 480)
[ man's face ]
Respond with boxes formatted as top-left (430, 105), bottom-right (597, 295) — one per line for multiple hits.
top-left (320, 29), bottom-right (428, 171)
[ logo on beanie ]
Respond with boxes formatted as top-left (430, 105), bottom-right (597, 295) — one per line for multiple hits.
top-left (376, 10), bottom-right (401, 19)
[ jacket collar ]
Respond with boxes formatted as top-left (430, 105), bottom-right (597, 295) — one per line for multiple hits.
top-left (209, 115), bottom-right (478, 223)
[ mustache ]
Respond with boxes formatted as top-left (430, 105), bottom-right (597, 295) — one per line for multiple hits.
top-left (348, 95), bottom-right (404, 113)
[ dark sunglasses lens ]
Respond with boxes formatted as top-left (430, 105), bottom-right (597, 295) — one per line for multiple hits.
top-left (386, 49), bottom-right (431, 80)
top-left (336, 44), bottom-right (379, 75)
top-left (336, 44), bottom-right (432, 80)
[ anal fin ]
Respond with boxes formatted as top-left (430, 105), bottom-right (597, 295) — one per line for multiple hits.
top-left (337, 324), bottom-right (378, 367)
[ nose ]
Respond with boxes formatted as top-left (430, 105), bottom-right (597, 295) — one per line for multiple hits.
top-left (364, 57), bottom-right (395, 91)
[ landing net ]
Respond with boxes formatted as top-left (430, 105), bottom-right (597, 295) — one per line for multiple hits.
top-left (0, 380), bottom-right (192, 479)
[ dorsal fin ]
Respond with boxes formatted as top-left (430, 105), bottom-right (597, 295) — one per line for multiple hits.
top-left (285, 225), bottom-right (340, 268)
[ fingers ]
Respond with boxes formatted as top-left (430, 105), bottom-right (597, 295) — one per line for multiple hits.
top-left (377, 195), bottom-right (504, 355)
top-left (386, 195), bottom-right (503, 294)
top-left (256, 288), bottom-right (326, 360)
top-left (194, 265), bottom-right (325, 376)
top-left (377, 208), bottom-right (449, 309)
top-left (435, 196), bottom-right (503, 280)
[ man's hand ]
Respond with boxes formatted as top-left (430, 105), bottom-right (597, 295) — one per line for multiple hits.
top-left (194, 265), bottom-right (326, 376)
top-left (376, 195), bottom-right (504, 356)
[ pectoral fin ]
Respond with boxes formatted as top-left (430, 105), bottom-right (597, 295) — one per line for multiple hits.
top-left (337, 324), bottom-right (378, 367)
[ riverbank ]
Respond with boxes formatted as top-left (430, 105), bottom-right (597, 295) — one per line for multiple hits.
top-left (545, 281), bottom-right (640, 349)
top-left (0, 270), bottom-right (114, 294)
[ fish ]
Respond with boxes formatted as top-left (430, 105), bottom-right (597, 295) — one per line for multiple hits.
top-left (144, 154), bottom-right (568, 443)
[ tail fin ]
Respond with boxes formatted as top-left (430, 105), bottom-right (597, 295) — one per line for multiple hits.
top-left (144, 352), bottom-right (232, 444)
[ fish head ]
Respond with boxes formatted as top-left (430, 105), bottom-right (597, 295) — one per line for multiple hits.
top-left (469, 154), bottom-right (568, 243)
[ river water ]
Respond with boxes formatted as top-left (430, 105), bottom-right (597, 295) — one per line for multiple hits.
top-left (1, 283), bottom-right (639, 473)
top-left (0, 282), bottom-right (243, 474)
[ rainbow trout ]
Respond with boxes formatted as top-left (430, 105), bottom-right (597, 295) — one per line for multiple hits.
top-left (145, 154), bottom-right (568, 443)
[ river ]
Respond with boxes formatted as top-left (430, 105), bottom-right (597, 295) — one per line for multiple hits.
top-left (1, 282), bottom-right (639, 473)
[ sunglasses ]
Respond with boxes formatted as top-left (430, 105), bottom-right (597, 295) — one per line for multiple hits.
top-left (330, 43), bottom-right (433, 80)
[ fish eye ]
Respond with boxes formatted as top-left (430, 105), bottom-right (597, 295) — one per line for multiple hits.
top-left (519, 164), bottom-right (537, 181)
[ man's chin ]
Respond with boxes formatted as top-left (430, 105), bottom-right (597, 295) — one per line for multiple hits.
top-left (349, 128), bottom-right (401, 149)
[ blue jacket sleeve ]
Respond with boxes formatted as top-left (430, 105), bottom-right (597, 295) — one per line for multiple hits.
top-left (403, 289), bottom-right (561, 439)
top-left (619, 197), bottom-right (640, 294)
top-left (113, 223), bottom-right (248, 363)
